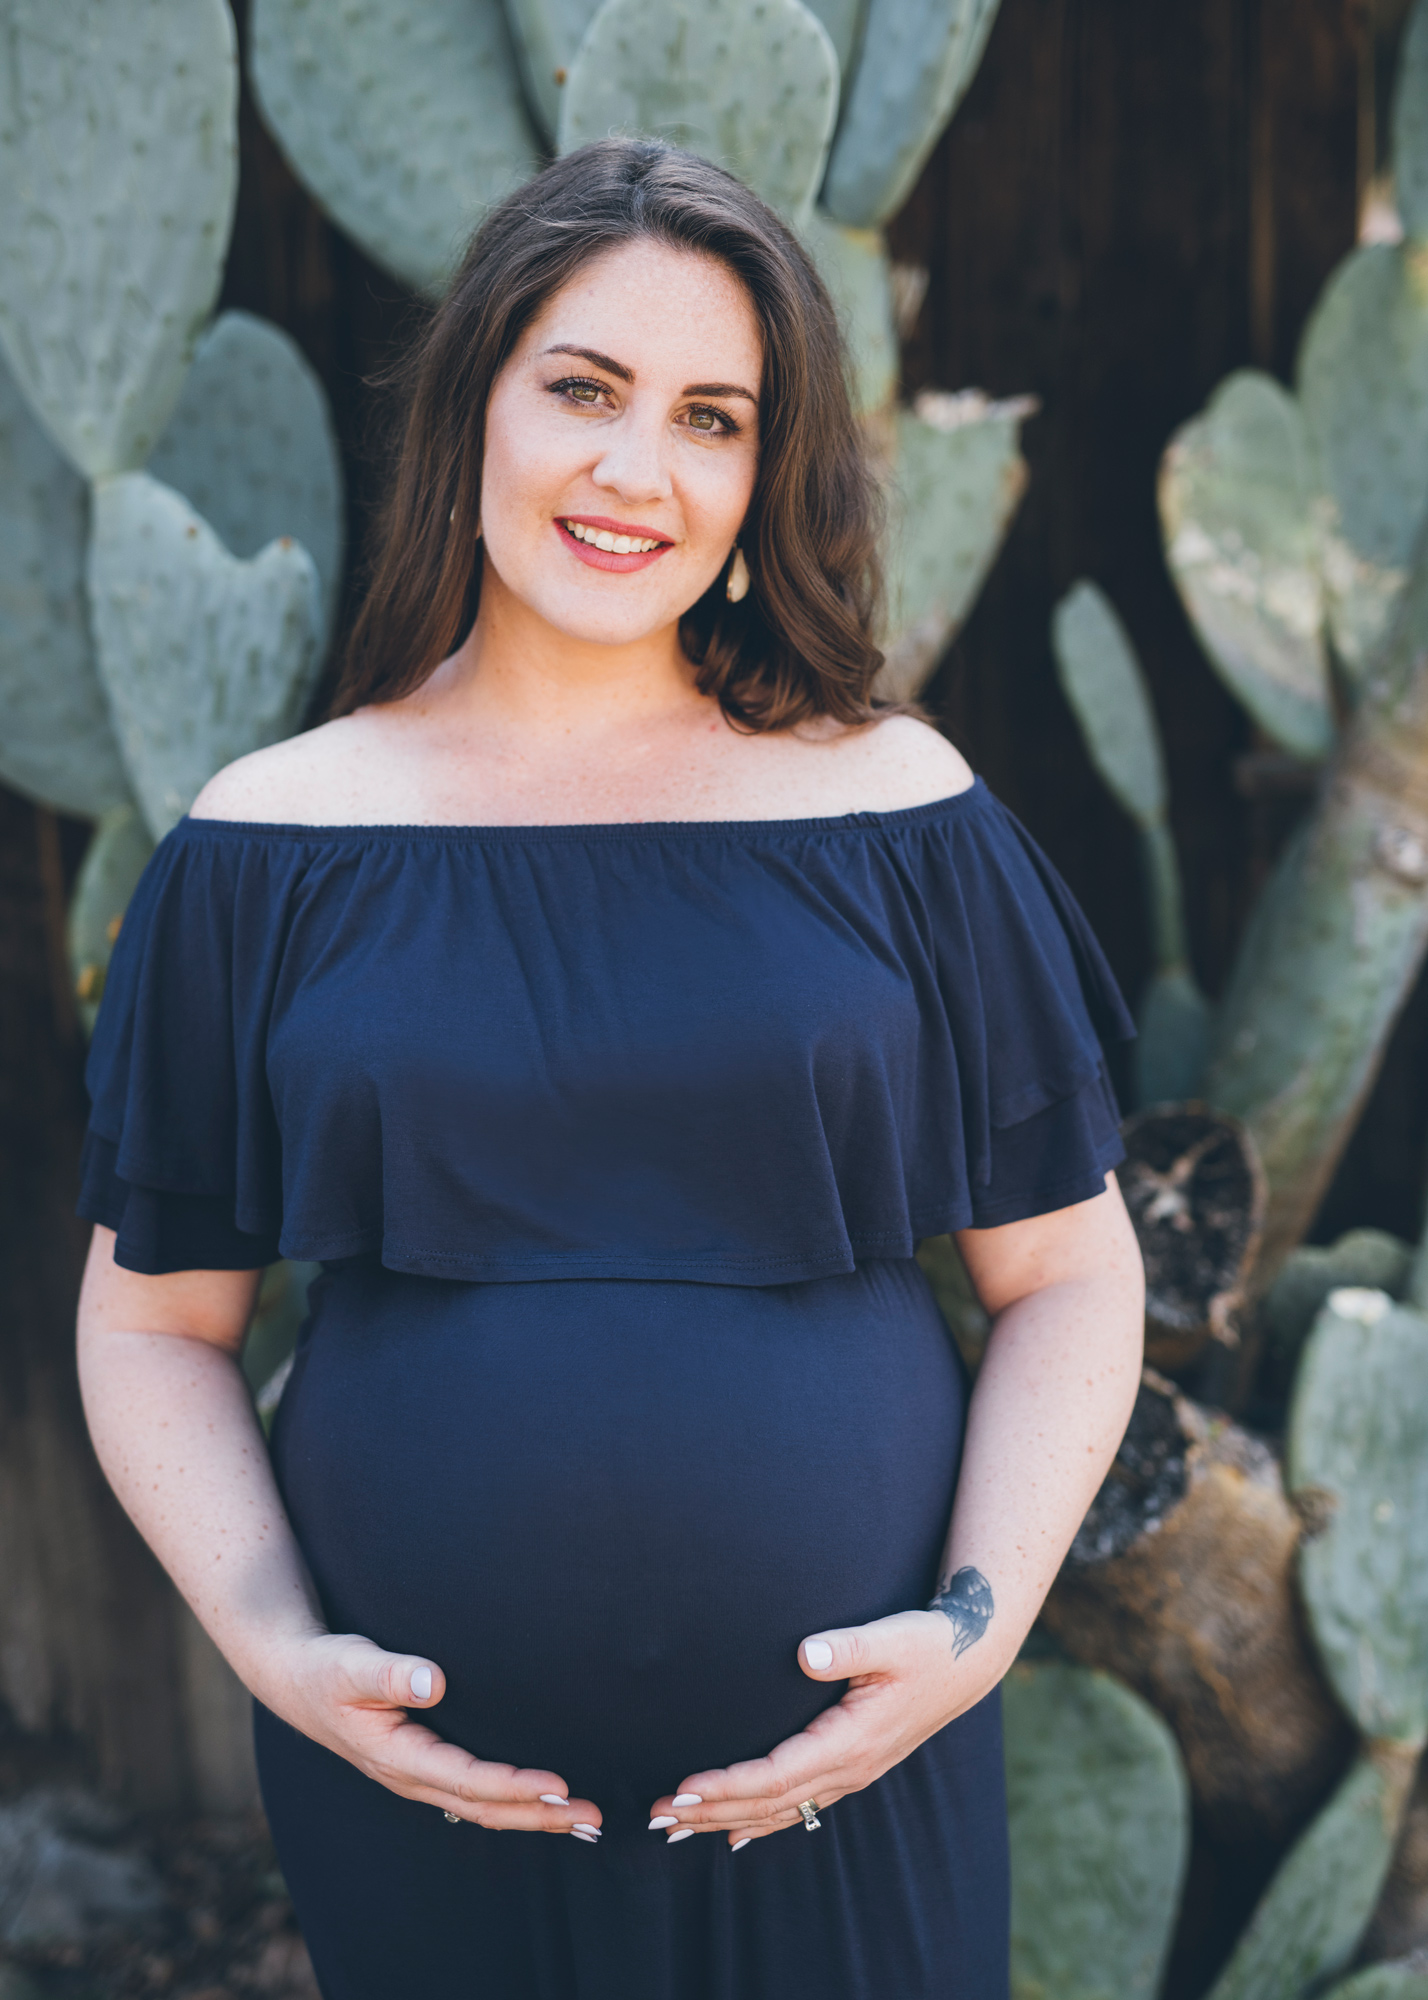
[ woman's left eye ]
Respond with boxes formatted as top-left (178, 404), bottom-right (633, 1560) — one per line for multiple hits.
top-left (686, 405), bottom-right (735, 435)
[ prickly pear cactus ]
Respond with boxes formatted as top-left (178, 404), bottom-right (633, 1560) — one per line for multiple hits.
top-left (820, 0), bottom-right (1002, 228)
top-left (66, 805), bottom-right (156, 1039)
top-left (1322, 1971), bottom-right (1428, 2000)
top-left (799, 210), bottom-right (897, 417)
top-left (1159, 370), bottom-right (1332, 761)
top-left (0, 351), bottom-right (130, 819)
top-left (1003, 1661), bottom-right (1189, 2000)
top-left (1208, 1744), bottom-right (1422, 2000)
top-left (251, 0), bottom-right (541, 297)
top-left (1288, 1287), bottom-right (1428, 1745)
top-left (147, 311), bottom-right (345, 646)
top-left (1393, 0), bottom-right (1428, 266)
top-left (502, 0), bottom-right (602, 141)
top-left (559, 0), bottom-right (840, 224)
top-left (1259, 1230), bottom-right (1415, 1388)
top-left (1297, 244), bottom-right (1428, 684)
top-left (0, 0), bottom-right (238, 478)
top-left (1051, 580), bottom-right (1211, 1105)
top-left (878, 391), bottom-right (1031, 699)
top-left (87, 474), bottom-right (323, 840)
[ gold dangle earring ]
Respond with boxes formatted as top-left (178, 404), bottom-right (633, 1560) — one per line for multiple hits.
top-left (726, 543), bottom-right (750, 603)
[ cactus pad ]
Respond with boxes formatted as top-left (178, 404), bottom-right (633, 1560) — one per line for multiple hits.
top-left (1298, 244), bottom-right (1428, 681)
top-left (1052, 581), bottom-right (1166, 827)
top-left (1159, 370), bottom-right (1332, 760)
top-left (558, 0), bottom-right (839, 224)
top-left (877, 390), bottom-right (1030, 699)
top-left (1392, 0), bottom-right (1428, 247)
top-left (87, 474), bottom-right (322, 839)
top-left (1208, 1744), bottom-right (1421, 2000)
top-left (148, 311), bottom-right (345, 645)
top-left (0, 0), bottom-right (238, 477)
top-left (0, 351), bottom-right (130, 819)
top-left (805, 0), bottom-right (867, 73)
top-left (1259, 1229), bottom-right (1415, 1395)
top-left (502, 0), bottom-right (602, 141)
top-left (1287, 1287), bottom-right (1428, 1745)
top-left (1003, 1661), bottom-right (1189, 2000)
top-left (251, 0), bottom-right (541, 297)
top-left (820, 0), bottom-right (1002, 228)
top-left (67, 805), bottom-right (156, 1040)
top-left (800, 209), bottom-right (896, 416)
top-left (1322, 1972), bottom-right (1428, 2000)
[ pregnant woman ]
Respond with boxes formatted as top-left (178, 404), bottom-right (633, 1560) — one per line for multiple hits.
top-left (75, 139), bottom-right (1144, 1999)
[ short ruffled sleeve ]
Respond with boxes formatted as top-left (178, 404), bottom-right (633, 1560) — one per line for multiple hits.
top-left (76, 826), bottom-right (287, 1275)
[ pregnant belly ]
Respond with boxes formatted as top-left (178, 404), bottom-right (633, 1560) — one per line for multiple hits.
top-left (269, 1257), bottom-right (967, 1815)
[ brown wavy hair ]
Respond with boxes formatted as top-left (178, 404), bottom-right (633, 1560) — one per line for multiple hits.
top-left (328, 138), bottom-right (888, 731)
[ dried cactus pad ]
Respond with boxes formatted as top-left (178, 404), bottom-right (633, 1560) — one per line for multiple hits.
top-left (1392, 0), bottom-right (1428, 246)
top-left (251, 0), bottom-right (540, 297)
top-left (1159, 370), bottom-right (1331, 760)
top-left (558, 0), bottom-right (839, 224)
top-left (799, 209), bottom-right (896, 417)
top-left (67, 804), bottom-right (155, 1041)
top-left (821, 0), bottom-right (1002, 228)
top-left (147, 311), bottom-right (345, 646)
top-left (502, 0), bottom-right (602, 142)
top-left (0, 351), bottom-right (130, 820)
top-left (877, 391), bottom-right (1031, 700)
top-left (87, 474), bottom-right (322, 840)
top-left (0, 0), bottom-right (237, 478)
top-left (1298, 244), bottom-right (1428, 681)
top-left (1208, 1744), bottom-right (1420, 2000)
top-left (1288, 1287), bottom-right (1428, 1744)
top-left (1004, 1661), bottom-right (1189, 2000)
top-left (1052, 580), bottom-right (1166, 828)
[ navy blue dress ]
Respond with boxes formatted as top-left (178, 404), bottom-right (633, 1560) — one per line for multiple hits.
top-left (77, 775), bottom-right (1134, 2000)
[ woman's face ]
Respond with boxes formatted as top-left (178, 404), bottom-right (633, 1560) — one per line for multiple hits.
top-left (477, 237), bottom-right (763, 649)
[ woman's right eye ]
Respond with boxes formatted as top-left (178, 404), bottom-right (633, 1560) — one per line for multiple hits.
top-left (550, 377), bottom-right (606, 407)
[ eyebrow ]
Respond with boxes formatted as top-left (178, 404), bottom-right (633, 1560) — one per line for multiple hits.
top-left (542, 345), bottom-right (758, 405)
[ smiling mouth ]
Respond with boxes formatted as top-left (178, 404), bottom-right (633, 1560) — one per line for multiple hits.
top-left (558, 517), bottom-right (671, 554)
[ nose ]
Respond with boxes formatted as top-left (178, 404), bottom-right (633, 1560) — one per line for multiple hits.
top-left (589, 404), bottom-right (674, 508)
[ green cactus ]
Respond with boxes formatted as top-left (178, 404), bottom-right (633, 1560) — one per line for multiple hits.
top-left (1394, 0), bottom-right (1428, 246)
top-left (1003, 1661), bottom-right (1189, 2000)
top-left (804, 0), bottom-right (867, 73)
top-left (1288, 1286), bottom-right (1428, 1745)
top-left (1159, 370), bottom-right (1333, 761)
top-left (820, 0), bottom-right (1002, 229)
top-left (0, 351), bottom-right (130, 820)
top-left (87, 474), bottom-right (323, 840)
top-left (559, 0), bottom-right (840, 225)
top-left (66, 805), bottom-right (156, 1039)
top-left (878, 392), bottom-right (1031, 699)
top-left (250, 0), bottom-right (541, 297)
top-left (1259, 1229), bottom-right (1415, 1387)
top-left (799, 209), bottom-right (897, 417)
top-left (1208, 1743), bottom-right (1423, 2000)
top-left (0, 0), bottom-right (238, 478)
top-left (1051, 579), bottom-right (1211, 1105)
top-left (1322, 1970), bottom-right (1428, 2000)
top-left (502, 0), bottom-right (602, 141)
top-left (147, 310), bottom-right (345, 647)
top-left (1297, 243), bottom-right (1428, 686)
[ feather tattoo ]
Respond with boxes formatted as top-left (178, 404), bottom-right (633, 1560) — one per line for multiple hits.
top-left (929, 1567), bottom-right (994, 1658)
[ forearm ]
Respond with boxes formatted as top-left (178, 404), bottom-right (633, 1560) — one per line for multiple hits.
top-left (78, 1324), bottom-right (325, 1698)
top-left (932, 1271), bottom-right (1142, 1673)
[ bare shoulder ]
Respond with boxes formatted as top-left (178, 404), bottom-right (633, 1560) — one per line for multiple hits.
top-left (822, 713), bottom-right (974, 811)
top-left (188, 714), bottom-right (383, 824)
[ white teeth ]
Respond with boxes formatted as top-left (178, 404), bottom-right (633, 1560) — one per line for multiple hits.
top-left (563, 521), bottom-right (661, 553)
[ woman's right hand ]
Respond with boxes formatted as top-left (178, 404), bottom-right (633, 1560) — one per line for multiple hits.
top-left (258, 1632), bottom-right (604, 1839)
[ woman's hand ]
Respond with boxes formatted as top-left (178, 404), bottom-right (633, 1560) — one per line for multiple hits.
top-left (259, 1631), bottom-right (605, 1839)
top-left (647, 1610), bottom-right (1002, 1848)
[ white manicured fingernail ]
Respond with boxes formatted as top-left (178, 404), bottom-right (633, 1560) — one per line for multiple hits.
top-left (649, 1816), bottom-right (678, 1830)
top-left (732, 1837), bottom-right (751, 1852)
top-left (666, 1827), bottom-right (696, 1843)
top-left (804, 1640), bottom-right (834, 1669)
top-left (671, 1793), bottom-right (702, 1807)
top-left (409, 1666), bottom-right (432, 1700)
top-left (539, 1794), bottom-right (568, 1806)
top-left (572, 1823), bottom-right (601, 1836)
top-left (572, 1829), bottom-right (599, 1843)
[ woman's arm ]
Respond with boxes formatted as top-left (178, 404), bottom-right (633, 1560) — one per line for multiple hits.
top-left (77, 1226), bottom-right (603, 1836)
top-left (647, 1171), bottom-right (1144, 1845)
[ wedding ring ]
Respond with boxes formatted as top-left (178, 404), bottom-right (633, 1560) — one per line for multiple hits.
top-left (797, 1800), bottom-right (822, 1831)
top-left (443, 1810), bottom-right (462, 1823)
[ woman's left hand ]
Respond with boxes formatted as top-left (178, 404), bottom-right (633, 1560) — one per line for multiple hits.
top-left (647, 1610), bottom-right (1007, 1848)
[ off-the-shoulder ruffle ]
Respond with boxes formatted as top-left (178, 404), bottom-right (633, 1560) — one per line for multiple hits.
top-left (78, 779), bottom-right (1136, 1279)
